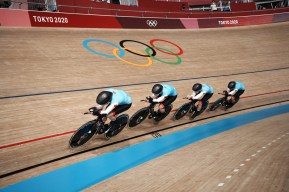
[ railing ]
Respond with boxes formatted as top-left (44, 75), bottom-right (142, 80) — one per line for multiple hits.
top-left (0, 0), bottom-right (288, 18)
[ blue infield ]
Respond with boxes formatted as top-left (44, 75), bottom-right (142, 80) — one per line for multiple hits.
top-left (1, 103), bottom-right (289, 192)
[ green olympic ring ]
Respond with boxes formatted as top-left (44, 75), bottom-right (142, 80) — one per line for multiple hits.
top-left (145, 46), bottom-right (182, 65)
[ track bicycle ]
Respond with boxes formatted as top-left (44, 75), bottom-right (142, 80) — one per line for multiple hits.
top-left (209, 92), bottom-right (240, 111)
top-left (69, 110), bottom-right (129, 148)
top-left (173, 98), bottom-right (209, 120)
top-left (128, 98), bottom-right (172, 128)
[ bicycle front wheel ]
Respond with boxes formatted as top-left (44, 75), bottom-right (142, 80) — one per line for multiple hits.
top-left (173, 102), bottom-right (191, 120)
top-left (69, 120), bottom-right (97, 148)
top-left (209, 98), bottom-right (224, 111)
top-left (128, 107), bottom-right (150, 128)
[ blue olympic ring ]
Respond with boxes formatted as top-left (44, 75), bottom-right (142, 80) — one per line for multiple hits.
top-left (82, 39), bottom-right (125, 59)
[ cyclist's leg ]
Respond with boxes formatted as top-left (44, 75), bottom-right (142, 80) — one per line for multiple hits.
top-left (233, 90), bottom-right (244, 104)
top-left (231, 90), bottom-right (244, 104)
top-left (198, 93), bottom-right (210, 111)
top-left (204, 93), bottom-right (213, 105)
top-left (108, 103), bottom-right (132, 127)
top-left (160, 95), bottom-right (177, 113)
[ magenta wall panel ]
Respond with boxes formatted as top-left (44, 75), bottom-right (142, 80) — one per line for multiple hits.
top-left (117, 17), bottom-right (185, 29)
top-left (198, 18), bottom-right (222, 28)
top-left (273, 12), bottom-right (289, 23)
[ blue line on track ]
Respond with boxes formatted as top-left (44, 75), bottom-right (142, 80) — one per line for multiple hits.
top-left (2, 104), bottom-right (289, 192)
top-left (0, 67), bottom-right (288, 100)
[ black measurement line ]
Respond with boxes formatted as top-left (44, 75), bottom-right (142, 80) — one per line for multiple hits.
top-left (1, 67), bottom-right (288, 99)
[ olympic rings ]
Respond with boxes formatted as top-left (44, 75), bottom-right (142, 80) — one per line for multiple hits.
top-left (83, 39), bottom-right (125, 59)
top-left (83, 38), bottom-right (184, 67)
top-left (150, 39), bottom-right (184, 56)
top-left (119, 40), bottom-right (156, 57)
top-left (146, 47), bottom-right (182, 65)
top-left (113, 47), bottom-right (153, 67)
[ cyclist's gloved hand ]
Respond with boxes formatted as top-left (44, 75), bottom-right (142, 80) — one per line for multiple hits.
top-left (89, 107), bottom-right (97, 113)
top-left (93, 110), bottom-right (100, 116)
top-left (100, 113), bottom-right (107, 118)
top-left (223, 90), bottom-right (228, 96)
top-left (146, 96), bottom-right (153, 103)
top-left (99, 113), bottom-right (107, 122)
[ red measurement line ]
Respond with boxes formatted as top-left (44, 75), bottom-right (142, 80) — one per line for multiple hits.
top-left (0, 131), bottom-right (75, 149)
top-left (241, 89), bottom-right (289, 99)
top-left (1, 89), bottom-right (288, 149)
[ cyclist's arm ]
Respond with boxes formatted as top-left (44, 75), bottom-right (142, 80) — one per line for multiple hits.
top-left (192, 92), bottom-right (206, 100)
top-left (228, 89), bottom-right (238, 96)
top-left (153, 95), bottom-right (167, 103)
top-left (188, 91), bottom-right (197, 99)
top-left (100, 103), bottom-right (118, 115)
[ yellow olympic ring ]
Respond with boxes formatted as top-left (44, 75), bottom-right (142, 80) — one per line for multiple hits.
top-left (112, 47), bottom-right (153, 67)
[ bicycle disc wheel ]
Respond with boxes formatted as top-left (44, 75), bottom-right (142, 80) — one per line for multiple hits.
top-left (225, 97), bottom-right (240, 109)
top-left (69, 120), bottom-right (97, 148)
top-left (209, 98), bottom-right (224, 111)
top-left (190, 110), bottom-right (198, 120)
top-left (173, 102), bottom-right (191, 120)
top-left (154, 104), bottom-right (173, 121)
top-left (128, 107), bottom-right (150, 128)
top-left (105, 114), bottom-right (129, 139)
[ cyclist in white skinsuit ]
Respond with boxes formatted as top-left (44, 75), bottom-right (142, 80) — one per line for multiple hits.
top-left (225, 81), bottom-right (245, 104)
top-left (89, 89), bottom-right (132, 130)
top-left (147, 84), bottom-right (178, 116)
top-left (187, 83), bottom-right (214, 113)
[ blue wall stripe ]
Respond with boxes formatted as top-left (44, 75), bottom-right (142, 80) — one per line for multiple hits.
top-left (2, 104), bottom-right (289, 192)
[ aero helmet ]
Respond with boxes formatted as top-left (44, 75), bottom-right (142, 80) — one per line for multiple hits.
top-left (96, 91), bottom-right (112, 105)
top-left (192, 83), bottom-right (202, 92)
top-left (152, 84), bottom-right (163, 95)
top-left (228, 81), bottom-right (236, 90)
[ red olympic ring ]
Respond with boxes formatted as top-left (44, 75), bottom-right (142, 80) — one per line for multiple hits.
top-left (150, 39), bottom-right (184, 56)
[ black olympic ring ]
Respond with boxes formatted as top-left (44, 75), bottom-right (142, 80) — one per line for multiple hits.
top-left (119, 40), bottom-right (157, 58)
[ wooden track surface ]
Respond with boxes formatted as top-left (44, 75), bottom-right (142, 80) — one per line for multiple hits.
top-left (0, 23), bottom-right (289, 190)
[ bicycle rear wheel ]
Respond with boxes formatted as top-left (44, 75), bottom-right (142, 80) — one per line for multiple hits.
top-left (69, 120), bottom-right (97, 148)
top-left (105, 114), bottom-right (129, 139)
top-left (209, 98), bottom-right (225, 111)
top-left (173, 102), bottom-right (191, 120)
top-left (225, 96), bottom-right (240, 109)
top-left (128, 107), bottom-right (150, 128)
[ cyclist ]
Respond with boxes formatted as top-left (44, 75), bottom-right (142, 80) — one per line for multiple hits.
top-left (89, 89), bottom-right (132, 132)
top-left (147, 84), bottom-right (178, 118)
top-left (224, 81), bottom-right (245, 105)
top-left (187, 83), bottom-right (214, 115)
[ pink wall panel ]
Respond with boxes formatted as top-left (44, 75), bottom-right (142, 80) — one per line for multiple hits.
top-left (0, 9), bottom-right (31, 27)
top-left (180, 18), bottom-right (199, 29)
